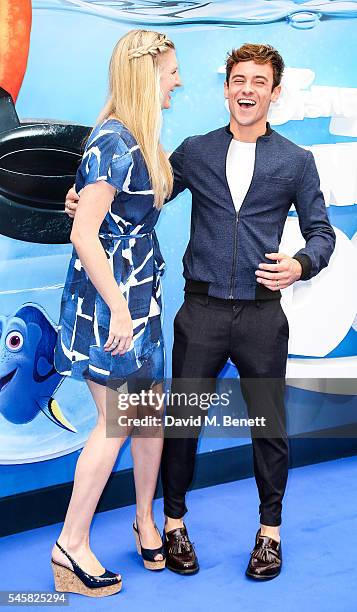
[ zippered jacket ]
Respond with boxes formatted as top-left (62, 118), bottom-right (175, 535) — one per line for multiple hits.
top-left (168, 123), bottom-right (336, 300)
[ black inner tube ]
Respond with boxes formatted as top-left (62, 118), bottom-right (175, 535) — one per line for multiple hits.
top-left (0, 147), bottom-right (81, 176)
top-left (0, 122), bottom-right (90, 243)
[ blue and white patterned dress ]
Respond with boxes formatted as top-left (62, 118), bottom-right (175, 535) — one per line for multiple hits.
top-left (54, 118), bottom-right (165, 386)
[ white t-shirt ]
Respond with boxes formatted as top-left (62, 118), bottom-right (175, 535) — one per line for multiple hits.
top-left (226, 139), bottom-right (256, 212)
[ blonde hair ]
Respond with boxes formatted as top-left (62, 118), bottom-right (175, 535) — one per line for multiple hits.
top-left (98, 29), bottom-right (175, 209)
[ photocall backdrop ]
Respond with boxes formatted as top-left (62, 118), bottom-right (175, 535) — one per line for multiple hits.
top-left (0, 0), bottom-right (356, 499)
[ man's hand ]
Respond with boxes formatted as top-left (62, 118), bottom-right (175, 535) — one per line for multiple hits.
top-left (255, 252), bottom-right (302, 291)
top-left (65, 186), bottom-right (79, 218)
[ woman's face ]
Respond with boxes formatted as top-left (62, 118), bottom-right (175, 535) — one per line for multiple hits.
top-left (158, 48), bottom-right (182, 110)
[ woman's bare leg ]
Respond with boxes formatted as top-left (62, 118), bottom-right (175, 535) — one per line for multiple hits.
top-left (51, 380), bottom-right (126, 574)
top-left (131, 383), bottom-right (164, 560)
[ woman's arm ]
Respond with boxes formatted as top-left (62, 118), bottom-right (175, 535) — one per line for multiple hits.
top-left (71, 180), bottom-right (133, 356)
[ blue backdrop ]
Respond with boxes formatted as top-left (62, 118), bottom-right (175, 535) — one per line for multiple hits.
top-left (0, 0), bottom-right (356, 498)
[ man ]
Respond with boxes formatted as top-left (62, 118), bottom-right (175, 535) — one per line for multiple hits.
top-left (65, 43), bottom-right (335, 580)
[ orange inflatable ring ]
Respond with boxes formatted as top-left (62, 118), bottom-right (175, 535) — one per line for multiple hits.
top-left (0, 0), bottom-right (32, 102)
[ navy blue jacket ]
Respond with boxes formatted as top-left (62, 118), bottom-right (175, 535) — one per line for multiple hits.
top-left (168, 123), bottom-right (336, 300)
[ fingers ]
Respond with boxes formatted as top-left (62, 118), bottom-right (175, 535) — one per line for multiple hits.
top-left (257, 254), bottom-right (290, 272)
top-left (264, 252), bottom-right (288, 260)
top-left (258, 263), bottom-right (280, 271)
top-left (65, 186), bottom-right (79, 217)
top-left (105, 335), bottom-right (125, 355)
top-left (258, 262), bottom-right (287, 271)
top-left (104, 332), bottom-right (117, 351)
top-left (121, 335), bottom-right (133, 355)
top-left (67, 186), bottom-right (79, 202)
top-left (256, 277), bottom-right (290, 290)
top-left (256, 278), bottom-right (285, 290)
top-left (258, 259), bottom-right (291, 271)
top-left (105, 329), bottom-right (133, 356)
top-left (64, 201), bottom-right (76, 218)
top-left (255, 270), bottom-right (290, 281)
top-left (111, 335), bottom-right (133, 356)
top-left (114, 336), bottom-right (127, 356)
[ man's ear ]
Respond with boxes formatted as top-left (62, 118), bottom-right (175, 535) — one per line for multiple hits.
top-left (271, 84), bottom-right (281, 103)
top-left (224, 80), bottom-right (229, 99)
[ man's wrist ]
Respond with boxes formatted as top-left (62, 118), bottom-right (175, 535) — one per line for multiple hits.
top-left (292, 259), bottom-right (302, 280)
top-left (292, 254), bottom-right (312, 280)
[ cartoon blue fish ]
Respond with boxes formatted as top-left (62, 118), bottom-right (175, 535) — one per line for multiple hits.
top-left (0, 304), bottom-right (76, 432)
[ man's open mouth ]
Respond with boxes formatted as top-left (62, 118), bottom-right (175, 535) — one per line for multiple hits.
top-left (238, 98), bottom-right (256, 109)
top-left (0, 368), bottom-right (17, 392)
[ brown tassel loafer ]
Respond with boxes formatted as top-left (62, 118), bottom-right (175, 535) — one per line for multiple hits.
top-left (163, 525), bottom-right (199, 575)
top-left (246, 530), bottom-right (282, 580)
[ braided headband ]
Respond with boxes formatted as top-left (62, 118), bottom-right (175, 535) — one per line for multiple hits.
top-left (128, 34), bottom-right (170, 60)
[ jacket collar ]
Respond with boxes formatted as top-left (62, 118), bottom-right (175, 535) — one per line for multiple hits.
top-left (224, 122), bottom-right (273, 141)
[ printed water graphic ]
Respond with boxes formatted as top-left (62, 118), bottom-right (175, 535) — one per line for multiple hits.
top-left (33, 0), bottom-right (357, 26)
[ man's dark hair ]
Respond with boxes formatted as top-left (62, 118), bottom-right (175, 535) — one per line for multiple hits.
top-left (226, 43), bottom-right (285, 90)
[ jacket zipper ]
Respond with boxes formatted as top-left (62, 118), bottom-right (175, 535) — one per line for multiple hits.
top-left (229, 211), bottom-right (239, 299)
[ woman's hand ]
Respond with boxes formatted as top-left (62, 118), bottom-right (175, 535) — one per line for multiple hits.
top-left (65, 186), bottom-right (79, 218)
top-left (104, 301), bottom-right (133, 356)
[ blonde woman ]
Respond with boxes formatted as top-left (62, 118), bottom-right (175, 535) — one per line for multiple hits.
top-left (51, 30), bottom-right (181, 597)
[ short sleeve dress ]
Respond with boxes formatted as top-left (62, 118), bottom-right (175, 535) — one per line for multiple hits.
top-left (54, 118), bottom-right (165, 387)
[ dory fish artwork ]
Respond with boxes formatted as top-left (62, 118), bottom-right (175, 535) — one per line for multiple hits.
top-left (0, 303), bottom-right (76, 432)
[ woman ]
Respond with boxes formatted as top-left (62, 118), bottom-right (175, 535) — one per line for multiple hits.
top-left (51, 29), bottom-right (181, 597)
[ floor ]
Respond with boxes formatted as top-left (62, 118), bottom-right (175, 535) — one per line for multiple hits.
top-left (1, 456), bottom-right (356, 612)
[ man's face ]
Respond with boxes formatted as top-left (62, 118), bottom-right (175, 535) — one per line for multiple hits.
top-left (224, 60), bottom-right (281, 128)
